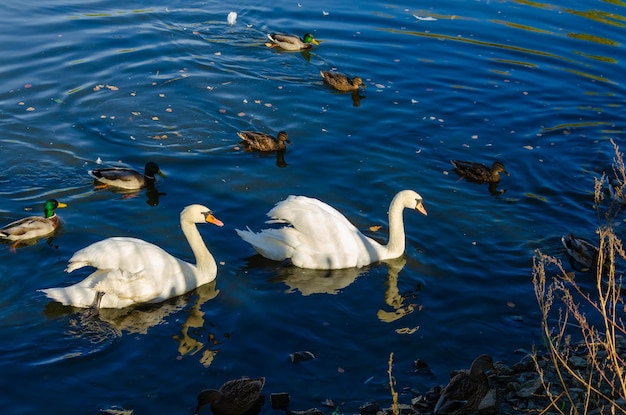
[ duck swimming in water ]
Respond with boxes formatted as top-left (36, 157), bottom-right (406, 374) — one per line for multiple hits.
top-left (89, 161), bottom-right (165, 190)
top-left (561, 233), bottom-right (599, 272)
top-left (1, 199), bottom-right (67, 248)
top-left (237, 131), bottom-right (291, 152)
top-left (320, 71), bottom-right (365, 92)
top-left (450, 160), bottom-right (509, 184)
top-left (265, 33), bottom-right (319, 51)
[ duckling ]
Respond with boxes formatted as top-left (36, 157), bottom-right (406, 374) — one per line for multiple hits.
top-left (561, 233), bottom-right (599, 272)
top-left (434, 354), bottom-right (495, 415)
top-left (1, 199), bottom-right (67, 247)
top-left (320, 71), bottom-right (365, 92)
top-left (195, 377), bottom-right (265, 415)
top-left (450, 160), bottom-right (509, 184)
top-left (265, 33), bottom-right (319, 51)
top-left (237, 131), bottom-right (291, 152)
top-left (89, 161), bottom-right (165, 190)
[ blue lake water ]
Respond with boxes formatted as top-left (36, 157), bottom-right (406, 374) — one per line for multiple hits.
top-left (1, 0), bottom-right (625, 413)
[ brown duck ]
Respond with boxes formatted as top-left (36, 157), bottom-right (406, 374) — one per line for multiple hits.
top-left (320, 71), bottom-right (365, 91)
top-left (195, 377), bottom-right (265, 415)
top-left (561, 233), bottom-right (599, 272)
top-left (450, 160), bottom-right (509, 184)
top-left (238, 131), bottom-right (291, 152)
top-left (434, 354), bottom-right (495, 415)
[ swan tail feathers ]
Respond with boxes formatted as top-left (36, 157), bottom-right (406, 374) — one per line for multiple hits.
top-left (39, 286), bottom-right (99, 308)
top-left (236, 228), bottom-right (297, 261)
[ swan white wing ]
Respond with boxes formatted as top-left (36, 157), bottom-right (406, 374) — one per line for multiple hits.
top-left (67, 237), bottom-right (179, 275)
top-left (239, 196), bottom-right (383, 269)
top-left (44, 237), bottom-right (196, 308)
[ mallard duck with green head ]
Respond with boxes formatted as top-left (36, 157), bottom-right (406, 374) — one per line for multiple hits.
top-left (451, 160), bottom-right (509, 184)
top-left (88, 161), bottom-right (165, 190)
top-left (265, 33), bottom-right (319, 51)
top-left (320, 71), bottom-right (365, 91)
top-left (195, 377), bottom-right (265, 415)
top-left (1, 199), bottom-right (67, 247)
top-left (238, 131), bottom-right (291, 152)
top-left (434, 354), bottom-right (495, 415)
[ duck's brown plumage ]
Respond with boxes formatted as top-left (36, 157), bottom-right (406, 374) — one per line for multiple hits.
top-left (434, 354), bottom-right (494, 415)
top-left (195, 377), bottom-right (265, 415)
top-left (320, 71), bottom-right (365, 91)
top-left (450, 160), bottom-right (509, 184)
top-left (561, 233), bottom-right (599, 271)
top-left (238, 131), bottom-right (291, 152)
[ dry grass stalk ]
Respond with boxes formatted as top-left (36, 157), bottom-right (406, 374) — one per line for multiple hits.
top-left (388, 352), bottom-right (399, 415)
top-left (532, 139), bottom-right (626, 414)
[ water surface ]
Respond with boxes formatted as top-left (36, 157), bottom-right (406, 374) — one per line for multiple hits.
top-left (1, 0), bottom-right (625, 413)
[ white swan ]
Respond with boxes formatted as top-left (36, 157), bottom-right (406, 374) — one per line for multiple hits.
top-left (236, 190), bottom-right (427, 269)
top-left (40, 205), bottom-right (224, 309)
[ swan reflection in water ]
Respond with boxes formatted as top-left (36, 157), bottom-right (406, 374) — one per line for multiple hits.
top-left (43, 281), bottom-right (220, 366)
top-left (252, 255), bottom-right (420, 324)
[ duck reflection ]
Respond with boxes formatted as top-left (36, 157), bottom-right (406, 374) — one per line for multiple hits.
top-left (43, 281), bottom-right (219, 365)
top-left (92, 184), bottom-right (166, 206)
top-left (351, 90), bottom-right (366, 107)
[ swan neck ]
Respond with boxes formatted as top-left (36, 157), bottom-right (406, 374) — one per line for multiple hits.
top-left (181, 218), bottom-right (216, 281)
top-left (385, 197), bottom-right (406, 258)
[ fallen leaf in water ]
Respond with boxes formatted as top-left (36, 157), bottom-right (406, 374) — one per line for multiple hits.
top-left (26, 107), bottom-right (35, 111)
top-left (369, 225), bottom-right (382, 232)
top-left (106, 85), bottom-right (119, 91)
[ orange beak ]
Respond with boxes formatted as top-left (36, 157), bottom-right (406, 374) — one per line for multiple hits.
top-left (206, 213), bottom-right (224, 227)
top-left (416, 203), bottom-right (427, 216)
